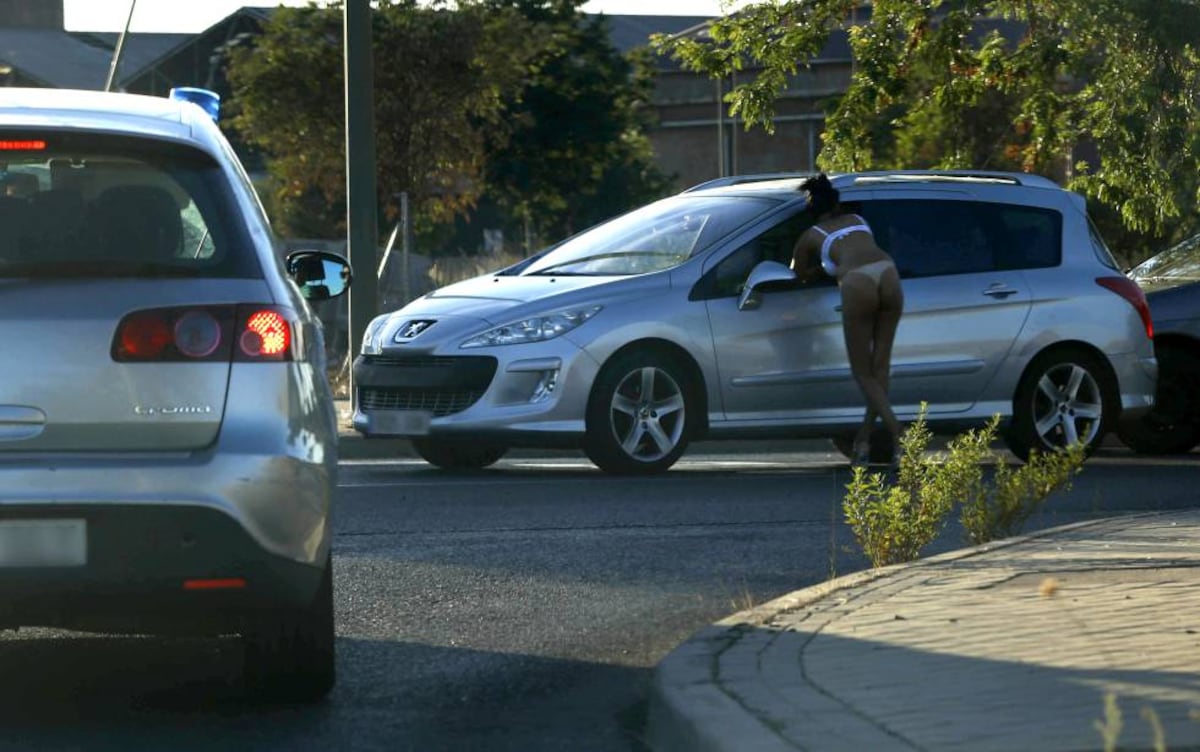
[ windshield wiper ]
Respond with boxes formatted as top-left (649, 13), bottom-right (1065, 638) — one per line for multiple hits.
top-left (527, 251), bottom-right (675, 276)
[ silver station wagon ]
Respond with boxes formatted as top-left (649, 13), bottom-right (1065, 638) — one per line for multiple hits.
top-left (354, 172), bottom-right (1157, 473)
top-left (0, 88), bottom-right (351, 700)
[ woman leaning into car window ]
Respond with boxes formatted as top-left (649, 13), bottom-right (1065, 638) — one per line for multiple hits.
top-left (791, 173), bottom-right (905, 466)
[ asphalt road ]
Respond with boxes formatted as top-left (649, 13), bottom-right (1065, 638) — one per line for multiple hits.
top-left (0, 444), bottom-right (1195, 751)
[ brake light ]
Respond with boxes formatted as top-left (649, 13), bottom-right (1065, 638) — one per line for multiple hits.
top-left (236, 307), bottom-right (293, 360)
top-left (183, 577), bottom-right (246, 590)
top-left (113, 305), bottom-right (295, 362)
top-left (0, 139), bottom-right (46, 151)
top-left (1096, 276), bottom-right (1154, 339)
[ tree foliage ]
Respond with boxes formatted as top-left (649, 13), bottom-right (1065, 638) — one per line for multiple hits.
top-left (480, 0), bottom-right (670, 243)
top-left (225, 0), bottom-right (539, 239)
top-left (223, 0), bottom-right (668, 249)
top-left (656, 1), bottom-right (1200, 255)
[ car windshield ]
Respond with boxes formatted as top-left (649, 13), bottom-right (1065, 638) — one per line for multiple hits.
top-left (523, 195), bottom-right (779, 276)
top-left (0, 129), bottom-right (258, 278)
top-left (1130, 233), bottom-right (1200, 282)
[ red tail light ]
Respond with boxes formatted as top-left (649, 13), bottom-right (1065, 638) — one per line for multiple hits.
top-left (235, 307), bottom-right (294, 361)
top-left (1096, 277), bottom-right (1154, 339)
top-left (183, 577), bottom-right (246, 591)
top-left (0, 139), bottom-right (46, 151)
top-left (117, 311), bottom-right (174, 360)
top-left (113, 305), bottom-right (295, 362)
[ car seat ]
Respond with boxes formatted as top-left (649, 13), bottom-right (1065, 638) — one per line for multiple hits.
top-left (86, 185), bottom-right (183, 263)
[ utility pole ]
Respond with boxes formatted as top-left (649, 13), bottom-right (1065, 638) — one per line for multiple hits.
top-left (104, 0), bottom-right (136, 91)
top-left (344, 0), bottom-right (378, 397)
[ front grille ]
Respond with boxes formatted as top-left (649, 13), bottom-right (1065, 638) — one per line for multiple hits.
top-left (355, 354), bottom-right (497, 417)
top-left (359, 387), bottom-right (485, 416)
top-left (361, 355), bottom-right (463, 368)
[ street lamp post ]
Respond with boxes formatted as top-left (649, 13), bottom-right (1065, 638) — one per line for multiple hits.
top-left (344, 0), bottom-right (379, 399)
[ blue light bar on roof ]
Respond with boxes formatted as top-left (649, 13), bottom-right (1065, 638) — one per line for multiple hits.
top-left (169, 87), bottom-right (220, 123)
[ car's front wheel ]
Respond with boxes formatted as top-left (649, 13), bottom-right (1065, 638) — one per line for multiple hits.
top-left (585, 349), bottom-right (693, 474)
top-left (411, 438), bottom-right (508, 470)
top-left (1005, 348), bottom-right (1114, 461)
top-left (1117, 343), bottom-right (1200, 454)
top-left (243, 552), bottom-right (335, 702)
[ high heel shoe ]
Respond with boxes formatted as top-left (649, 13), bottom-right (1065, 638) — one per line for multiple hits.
top-left (851, 440), bottom-right (871, 467)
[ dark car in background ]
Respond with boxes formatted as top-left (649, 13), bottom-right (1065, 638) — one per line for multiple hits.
top-left (1119, 234), bottom-right (1200, 454)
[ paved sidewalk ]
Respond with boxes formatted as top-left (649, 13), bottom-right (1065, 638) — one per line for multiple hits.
top-left (646, 510), bottom-right (1200, 751)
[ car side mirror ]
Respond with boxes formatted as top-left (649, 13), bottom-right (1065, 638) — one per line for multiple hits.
top-left (286, 250), bottom-right (353, 301)
top-left (738, 260), bottom-right (796, 311)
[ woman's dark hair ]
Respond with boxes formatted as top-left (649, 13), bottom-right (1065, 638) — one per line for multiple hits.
top-left (800, 173), bottom-right (839, 216)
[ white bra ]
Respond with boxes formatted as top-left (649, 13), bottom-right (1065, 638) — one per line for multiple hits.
top-left (812, 215), bottom-right (873, 276)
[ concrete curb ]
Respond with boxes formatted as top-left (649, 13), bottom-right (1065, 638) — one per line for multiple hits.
top-left (643, 513), bottom-right (1162, 752)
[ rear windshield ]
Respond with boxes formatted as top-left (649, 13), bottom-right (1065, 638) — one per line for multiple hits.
top-left (0, 130), bottom-right (260, 278)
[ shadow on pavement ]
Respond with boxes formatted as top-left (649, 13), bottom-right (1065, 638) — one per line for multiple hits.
top-left (0, 634), bottom-right (653, 752)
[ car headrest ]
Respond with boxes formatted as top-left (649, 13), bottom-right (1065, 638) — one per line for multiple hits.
top-left (87, 185), bottom-right (183, 262)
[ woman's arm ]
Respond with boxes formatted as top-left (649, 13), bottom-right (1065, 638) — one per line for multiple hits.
top-left (791, 231), bottom-right (819, 283)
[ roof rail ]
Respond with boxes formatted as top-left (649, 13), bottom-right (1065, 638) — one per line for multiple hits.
top-left (683, 172), bottom-right (814, 192)
top-left (850, 170), bottom-right (1061, 189)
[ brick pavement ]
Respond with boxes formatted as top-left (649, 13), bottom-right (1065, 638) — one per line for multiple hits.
top-left (646, 511), bottom-right (1200, 751)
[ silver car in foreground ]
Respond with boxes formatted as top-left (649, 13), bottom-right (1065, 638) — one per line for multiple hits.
top-left (0, 88), bottom-right (351, 700)
top-left (354, 171), bottom-right (1156, 473)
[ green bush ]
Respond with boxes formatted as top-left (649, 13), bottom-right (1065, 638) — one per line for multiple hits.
top-left (960, 439), bottom-right (1085, 545)
top-left (843, 409), bottom-right (1086, 568)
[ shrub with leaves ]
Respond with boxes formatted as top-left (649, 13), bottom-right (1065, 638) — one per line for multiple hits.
top-left (960, 440), bottom-right (1085, 545)
top-left (844, 408), bottom-right (1086, 567)
top-left (844, 409), bottom-right (990, 567)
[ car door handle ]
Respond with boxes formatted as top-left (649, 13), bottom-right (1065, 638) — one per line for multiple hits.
top-left (983, 285), bottom-right (1018, 299)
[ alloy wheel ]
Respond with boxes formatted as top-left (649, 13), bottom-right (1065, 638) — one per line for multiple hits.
top-left (607, 365), bottom-right (687, 463)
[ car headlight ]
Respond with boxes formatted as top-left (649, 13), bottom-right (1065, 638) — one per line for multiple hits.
top-left (360, 315), bottom-right (389, 355)
top-left (460, 306), bottom-right (602, 348)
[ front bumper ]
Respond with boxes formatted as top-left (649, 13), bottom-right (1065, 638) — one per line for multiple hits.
top-left (352, 342), bottom-right (601, 444)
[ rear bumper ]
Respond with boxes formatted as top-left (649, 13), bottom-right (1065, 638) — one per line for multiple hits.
top-left (1114, 352), bottom-right (1158, 414)
top-left (0, 504), bottom-right (323, 634)
top-left (0, 442), bottom-right (333, 633)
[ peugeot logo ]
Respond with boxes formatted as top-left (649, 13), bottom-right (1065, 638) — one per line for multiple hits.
top-left (395, 320), bottom-right (435, 341)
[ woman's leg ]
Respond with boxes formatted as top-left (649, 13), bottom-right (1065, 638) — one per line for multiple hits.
top-left (840, 275), bottom-right (901, 446)
top-left (872, 268), bottom-right (904, 442)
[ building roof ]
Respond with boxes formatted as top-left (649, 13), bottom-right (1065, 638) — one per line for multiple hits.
top-left (0, 28), bottom-right (190, 89)
top-left (594, 14), bottom-right (712, 53)
top-left (0, 7), bottom-right (714, 92)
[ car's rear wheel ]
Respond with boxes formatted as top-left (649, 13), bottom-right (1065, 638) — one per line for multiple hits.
top-left (1005, 347), bottom-right (1114, 461)
top-left (585, 349), bottom-right (692, 474)
top-left (1117, 343), bottom-right (1200, 454)
top-left (243, 552), bottom-right (335, 702)
top-left (411, 438), bottom-right (507, 470)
